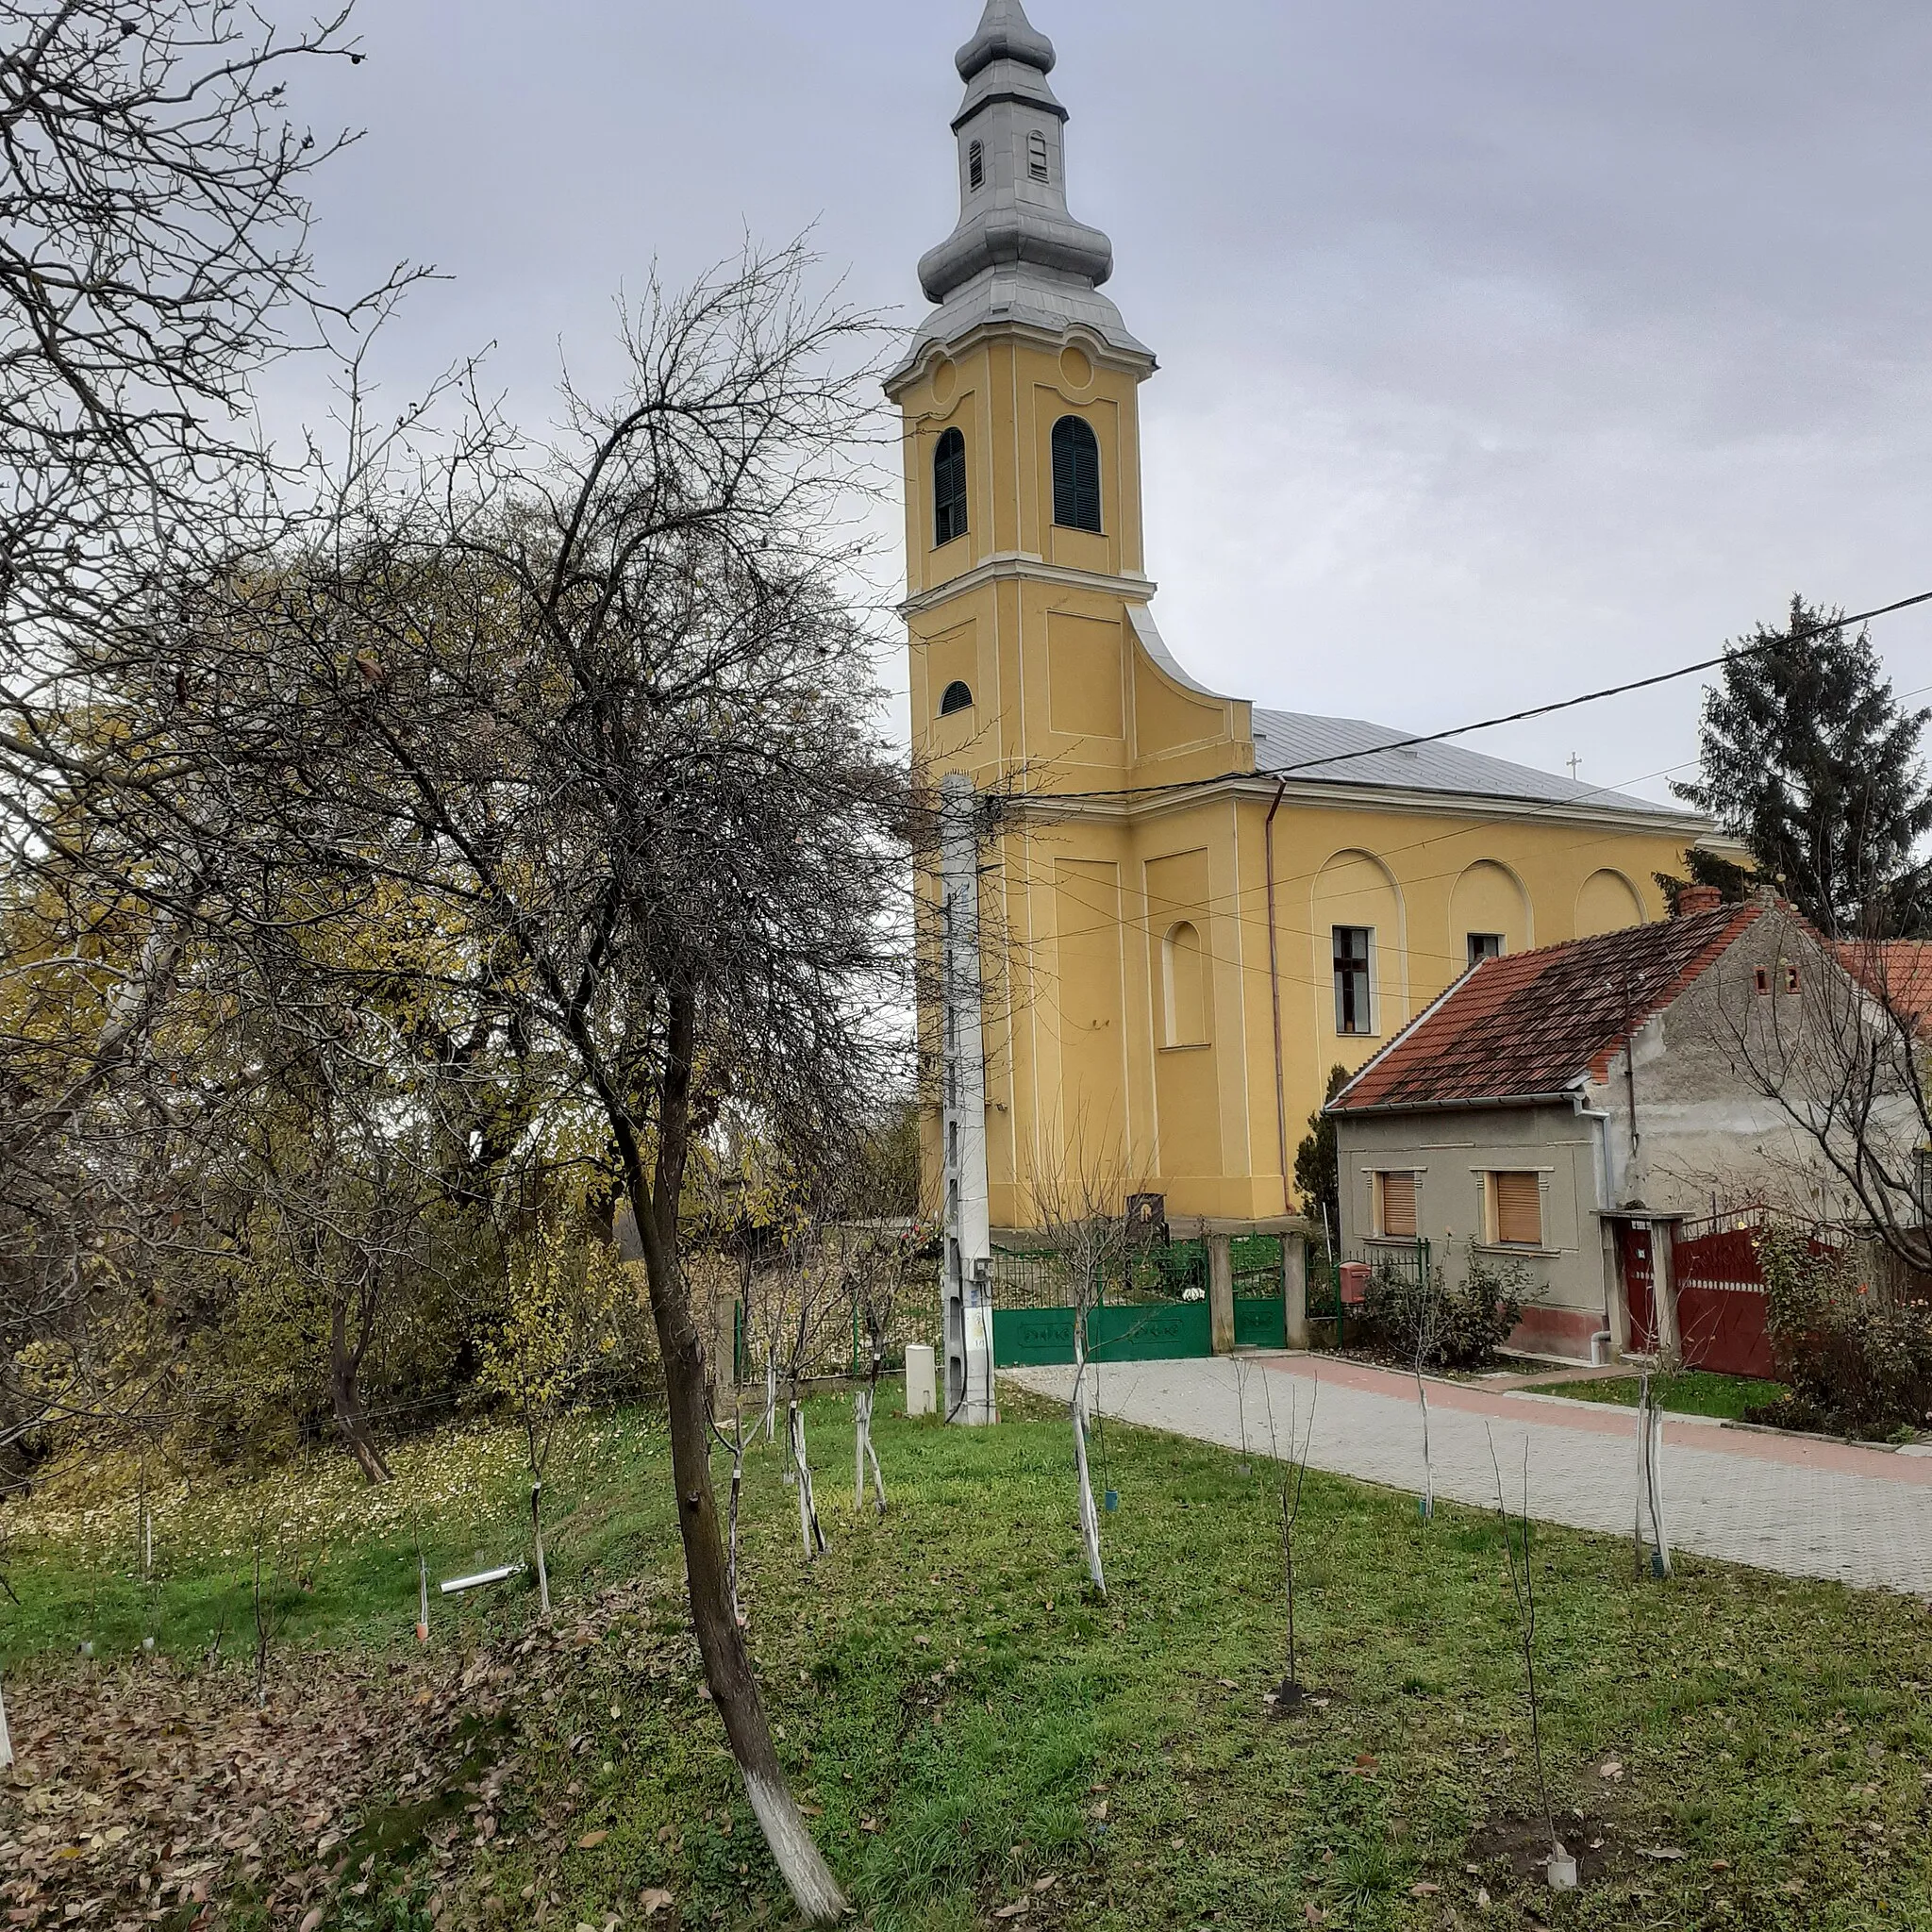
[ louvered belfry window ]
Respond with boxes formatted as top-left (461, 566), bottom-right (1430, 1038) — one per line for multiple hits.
top-left (1052, 416), bottom-right (1102, 532)
top-left (1028, 129), bottom-right (1050, 181)
top-left (1491, 1172), bottom-right (1543, 1247)
top-left (934, 427), bottom-right (968, 546)
top-left (969, 140), bottom-right (985, 191)
top-left (1377, 1172), bottom-right (1419, 1240)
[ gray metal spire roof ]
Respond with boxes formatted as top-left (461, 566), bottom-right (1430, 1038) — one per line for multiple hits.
top-left (956, 0), bottom-right (1058, 84)
top-left (893, 3), bottom-right (1151, 383)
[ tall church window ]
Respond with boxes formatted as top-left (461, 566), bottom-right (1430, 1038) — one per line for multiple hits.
top-left (1051, 415), bottom-right (1102, 532)
top-left (934, 427), bottom-right (968, 547)
top-left (968, 140), bottom-right (985, 192)
top-left (1028, 130), bottom-right (1050, 181)
top-left (1162, 921), bottom-right (1208, 1047)
top-left (1334, 925), bottom-right (1374, 1035)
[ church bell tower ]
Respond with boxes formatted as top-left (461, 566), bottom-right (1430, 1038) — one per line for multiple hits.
top-left (887, 0), bottom-right (1163, 802)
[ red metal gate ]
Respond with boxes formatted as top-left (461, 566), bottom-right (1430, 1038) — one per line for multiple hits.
top-left (1671, 1222), bottom-right (1775, 1379)
top-left (1619, 1217), bottom-right (1778, 1378)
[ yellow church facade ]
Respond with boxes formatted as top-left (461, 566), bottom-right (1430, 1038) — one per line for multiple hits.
top-left (892, 1), bottom-right (1711, 1233)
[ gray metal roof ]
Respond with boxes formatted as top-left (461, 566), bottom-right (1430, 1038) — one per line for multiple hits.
top-left (1252, 708), bottom-right (1694, 816)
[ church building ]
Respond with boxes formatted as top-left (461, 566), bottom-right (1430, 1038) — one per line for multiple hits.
top-left (891, 1), bottom-right (1713, 1235)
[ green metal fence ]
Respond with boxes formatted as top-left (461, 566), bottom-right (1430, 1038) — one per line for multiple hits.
top-left (990, 1233), bottom-right (1290, 1368)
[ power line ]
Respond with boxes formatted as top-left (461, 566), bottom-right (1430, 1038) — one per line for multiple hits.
top-left (1021, 589), bottom-right (1932, 808)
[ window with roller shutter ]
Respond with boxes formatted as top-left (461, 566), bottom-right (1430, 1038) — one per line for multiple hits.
top-left (1375, 1171), bottom-right (1418, 1240)
top-left (1488, 1171), bottom-right (1543, 1246)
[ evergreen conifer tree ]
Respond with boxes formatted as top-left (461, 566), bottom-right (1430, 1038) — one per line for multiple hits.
top-left (1672, 596), bottom-right (1932, 937)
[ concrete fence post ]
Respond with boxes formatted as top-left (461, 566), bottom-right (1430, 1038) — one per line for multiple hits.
top-left (1208, 1233), bottom-right (1236, 1355)
top-left (1655, 1221), bottom-right (1684, 1368)
top-left (1284, 1232), bottom-right (1311, 1350)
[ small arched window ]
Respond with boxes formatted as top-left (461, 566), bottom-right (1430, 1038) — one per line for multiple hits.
top-left (933, 426), bottom-right (968, 547)
top-left (1162, 922), bottom-right (1208, 1047)
top-left (1051, 415), bottom-right (1102, 533)
top-left (939, 680), bottom-right (974, 718)
top-left (968, 140), bottom-right (985, 192)
top-left (1028, 130), bottom-right (1050, 182)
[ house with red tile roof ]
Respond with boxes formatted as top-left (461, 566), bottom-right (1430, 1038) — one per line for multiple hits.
top-left (1833, 940), bottom-right (1932, 1036)
top-left (1326, 889), bottom-right (1927, 1363)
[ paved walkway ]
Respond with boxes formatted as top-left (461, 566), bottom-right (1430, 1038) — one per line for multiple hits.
top-left (1003, 1354), bottom-right (1932, 1597)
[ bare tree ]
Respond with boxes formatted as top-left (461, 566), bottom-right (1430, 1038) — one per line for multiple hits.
top-left (846, 1224), bottom-right (920, 1519)
top-left (0, 0), bottom-right (425, 1475)
top-left (1488, 1428), bottom-right (1573, 1890)
top-left (1259, 1369), bottom-right (1317, 1710)
top-left (148, 247), bottom-right (904, 1921)
top-left (1033, 1154), bottom-right (1130, 1598)
top-left (1702, 908), bottom-right (1930, 1272)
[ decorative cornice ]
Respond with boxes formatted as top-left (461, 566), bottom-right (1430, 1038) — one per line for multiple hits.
top-left (1011, 770), bottom-right (1716, 839)
top-left (887, 313), bottom-right (1156, 397)
top-left (900, 553), bottom-right (1158, 618)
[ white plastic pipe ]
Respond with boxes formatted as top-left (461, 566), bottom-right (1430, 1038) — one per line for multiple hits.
top-left (0, 1674), bottom-right (12, 1769)
top-left (439, 1563), bottom-right (525, 1596)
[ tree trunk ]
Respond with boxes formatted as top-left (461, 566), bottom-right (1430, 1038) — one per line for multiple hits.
top-left (791, 1402), bottom-right (827, 1560)
top-left (608, 993), bottom-right (846, 1924)
top-left (532, 1479), bottom-right (551, 1616)
top-left (1071, 1326), bottom-right (1106, 1595)
top-left (330, 1299), bottom-right (392, 1485)
top-left (856, 1377), bottom-right (886, 1517)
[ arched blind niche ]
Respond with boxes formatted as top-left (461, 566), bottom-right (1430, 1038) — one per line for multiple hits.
top-left (1162, 920), bottom-right (1209, 1046)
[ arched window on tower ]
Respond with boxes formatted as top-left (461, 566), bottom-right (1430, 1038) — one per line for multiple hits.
top-left (933, 427), bottom-right (968, 547)
top-left (968, 140), bottom-right (985, 191)
top-left (1028, 130), bottom-right (1050, 182)
top-left (939, 680), bottom-right (974, 718)
top-left (1051, 415), bottom-right (1102, 533)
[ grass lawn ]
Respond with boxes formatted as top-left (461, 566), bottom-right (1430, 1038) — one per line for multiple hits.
top-left (5, 1390), bottom-right (1932, 1930)
top-left (1521, 1371), bottom-right (1785, 1423)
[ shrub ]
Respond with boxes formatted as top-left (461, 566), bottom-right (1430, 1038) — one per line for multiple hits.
top-left (1360, 1247), bottom-right (1526, 1370)
top-left (1757, 1225), bottom-right (1932, 1438)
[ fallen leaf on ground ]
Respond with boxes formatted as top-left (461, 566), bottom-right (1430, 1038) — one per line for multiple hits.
top-left (1598, 1760), bottom-right (1624, 1780)
top-left (576, 1830), bottom-right (608, 1850)
top-left (1033, 1874), bottom-right (1058, 1891)
top-left (992, 1901), bottom-right (1029, 1921)
top-left (639, 1890), bottom-right (674, 1920)
top-left (1641, 1846), bottom-right (1688, 1861)
top-left (1218, 1678), bottom-right (1239, 1690)
top-left (1410, 1881), bottom-right (1439, 1896)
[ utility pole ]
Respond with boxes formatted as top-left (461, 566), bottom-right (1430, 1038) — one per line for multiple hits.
top-left (939, 774), bottom-right (995, 1424)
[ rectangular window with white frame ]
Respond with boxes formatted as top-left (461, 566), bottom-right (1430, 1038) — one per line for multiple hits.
top-left (1482, 1170), bottom-right (1544, 1247)
top-left (1334, 925), bottom-right (1374, 1035)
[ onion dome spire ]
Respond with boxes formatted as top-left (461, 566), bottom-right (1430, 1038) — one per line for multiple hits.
top-left (895, 0), bottom-right (1150, 377)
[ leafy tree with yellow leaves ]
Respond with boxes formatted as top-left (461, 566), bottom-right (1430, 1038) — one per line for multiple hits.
top-left (479, 1216), bottom-right (625, 1616)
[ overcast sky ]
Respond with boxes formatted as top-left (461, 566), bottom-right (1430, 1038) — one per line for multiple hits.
top-left (280, 0), bottom-right (1932, 806)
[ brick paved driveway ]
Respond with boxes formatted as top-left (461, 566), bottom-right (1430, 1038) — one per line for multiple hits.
top-left (1003, 1354), bottom-right (1932, 1597)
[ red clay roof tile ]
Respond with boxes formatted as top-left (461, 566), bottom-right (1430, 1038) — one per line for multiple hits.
top-left (1832, 941), bottom-right (1932, 1033)
top-left (1331, 904), bottom-right (1763, 1112)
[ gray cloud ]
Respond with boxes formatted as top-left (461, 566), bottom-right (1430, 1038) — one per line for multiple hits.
top-left (276, 0), bottom-right (1932, 801)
